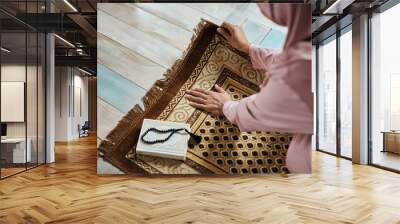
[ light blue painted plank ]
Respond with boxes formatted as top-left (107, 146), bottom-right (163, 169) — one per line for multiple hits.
top-left (260, 29), bottom-right (286, 50)
top-left (97, 158), bottom-right (124, 174)
top-left (242, 20), bottom-right (271, 44)
top-left (98, 64), bottom-right (146, 113)
top-left (224, 13), bottom-right (246, 25)
top-left (224, 4), bottom-right (249, 25)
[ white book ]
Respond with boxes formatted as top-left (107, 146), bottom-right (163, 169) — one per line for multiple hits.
top-left (136, 119), bottom-right (191, 160)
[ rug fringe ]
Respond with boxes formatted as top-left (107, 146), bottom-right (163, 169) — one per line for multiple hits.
top-left (99, 104), bottom-right (144, 153)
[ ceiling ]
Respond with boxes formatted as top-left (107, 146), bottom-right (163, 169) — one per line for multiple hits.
top-left (311, 0), bottom-right (390, 44)
top-left (0, 0), bottom-right (101, 74)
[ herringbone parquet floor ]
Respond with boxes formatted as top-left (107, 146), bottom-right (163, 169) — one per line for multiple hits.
top-left (1, 135), bottom-right (400, 224)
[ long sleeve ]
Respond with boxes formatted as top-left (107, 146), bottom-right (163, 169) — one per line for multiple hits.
top-left (248, 44), bottom-right (280, 71)
top-left (223, 78), bottom-right (313, 134)
top-left (222, 44), bottom-right (313, 135)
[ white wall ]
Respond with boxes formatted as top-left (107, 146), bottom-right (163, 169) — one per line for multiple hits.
top-left (55, 66), bottom-right (69, 141)
top-left (1, 63), bottom-right (46, 164)
top-left (54, 67), bottom-right (89, 141)
top-left (1, 65), bottom-right (26, 142)
top-left (71, 73), bottom-right (89, 138)
top-left (1, 65), bottom-right (35, 138)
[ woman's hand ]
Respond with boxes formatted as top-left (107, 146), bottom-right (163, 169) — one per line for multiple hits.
top-left (185, 84), bottom-right (231, 116)
top-left (217, 22), bottom-right (250, 54)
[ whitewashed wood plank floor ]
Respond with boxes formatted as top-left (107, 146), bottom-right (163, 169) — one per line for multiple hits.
top-left (97, 33), bottom-right (166, 90)
top-left (97, 3), bottom-right (287, 173)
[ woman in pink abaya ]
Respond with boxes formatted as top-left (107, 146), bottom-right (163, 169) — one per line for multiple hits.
top-left (186, 4), bottom-right (313, 173)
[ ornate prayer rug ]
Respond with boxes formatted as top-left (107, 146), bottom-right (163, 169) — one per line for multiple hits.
top-left (98, 20), bottom-right (292, 175)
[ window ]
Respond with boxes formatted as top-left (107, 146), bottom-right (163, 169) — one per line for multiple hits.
top-left (370, 2), bottom-right (400, 171)
top-left (390, 74), bottom-right (400, 130)
top-left (0, 1), bottom-right (47, 179)
top-left (339, 29), bottom-right (352, 158)
top-left (316, 25), bottom-right (353, 159)
top-left (317, 36), bottom-right (337, 154)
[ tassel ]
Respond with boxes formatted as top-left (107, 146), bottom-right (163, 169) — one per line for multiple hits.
top-left (185, 130), bottom-right (202, 144)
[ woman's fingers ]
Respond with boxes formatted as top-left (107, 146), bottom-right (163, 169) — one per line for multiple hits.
top-left (214, 84), bottom-right (225, 93)
top-left (185, 94), bottom-right (207, 104)
top-left (192, 88), bottom-right (211, 95)
top-left (221, 22), bottom-right (235, 34)
top-left (186, 89), bottom-right (208, 99)
top-left (217, 27), bottom-right (231, 40)
top-left (186, 87), bottom-right (225, 116)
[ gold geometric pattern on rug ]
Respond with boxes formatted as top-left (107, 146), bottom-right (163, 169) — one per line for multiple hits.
top-left (187, 74), bottom-right (291, 175)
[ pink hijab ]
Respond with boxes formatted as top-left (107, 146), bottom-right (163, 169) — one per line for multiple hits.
top-left (257, 3), bottom-right (312, 110)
